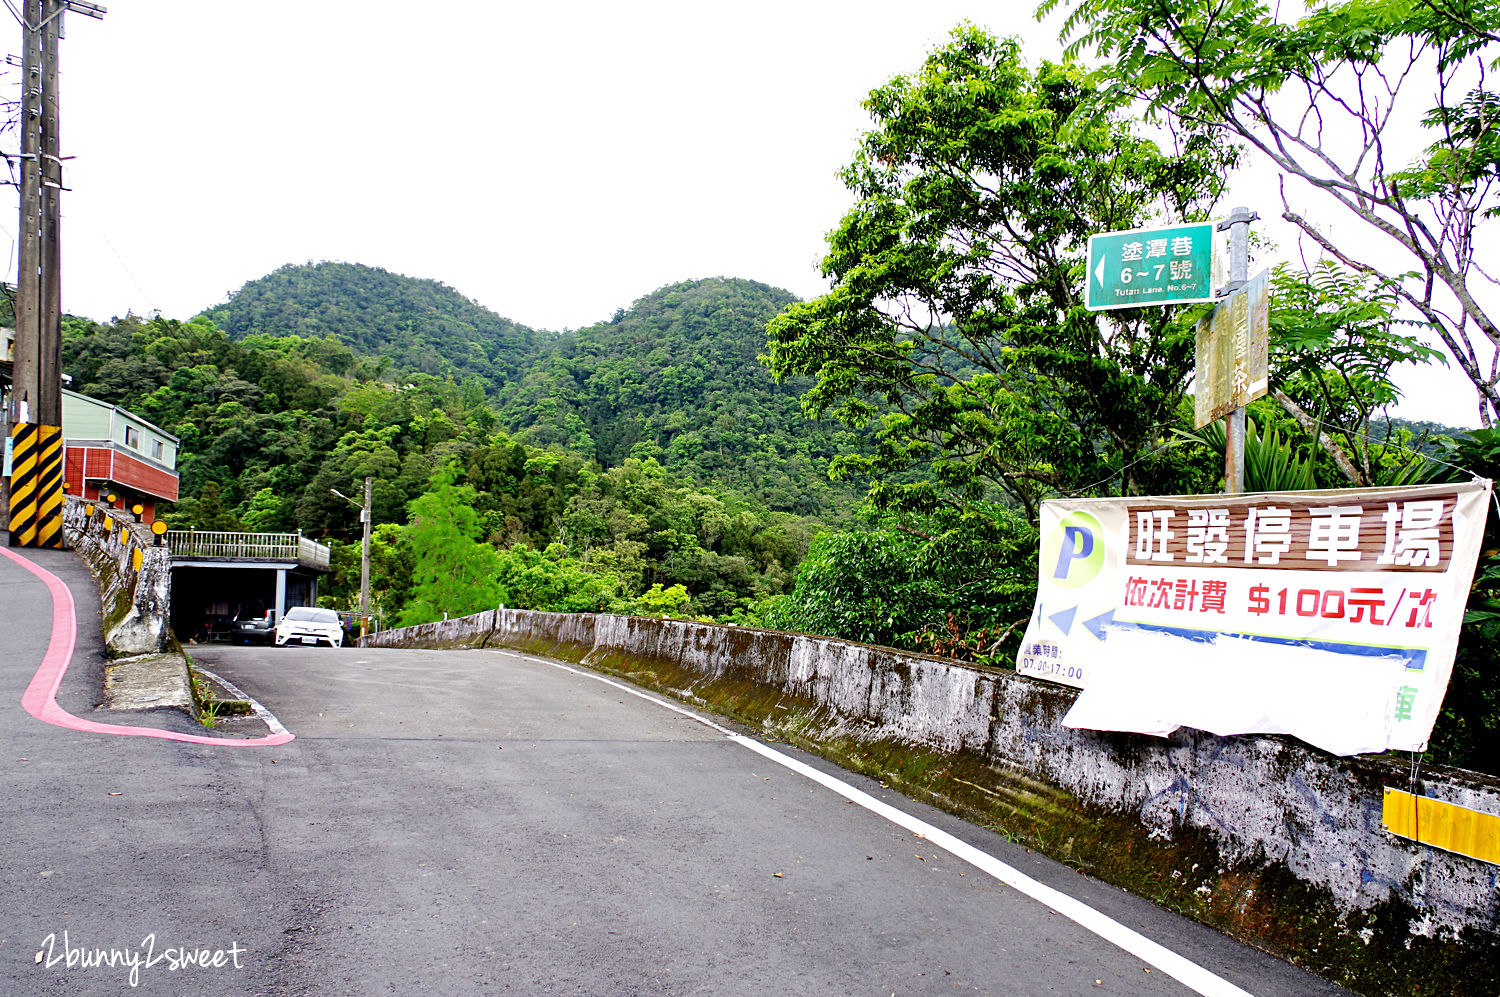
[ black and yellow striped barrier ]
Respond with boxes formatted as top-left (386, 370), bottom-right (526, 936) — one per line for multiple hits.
top-left (1384, 787), bottom-right (1500, 865)
top-left (8, 422), bottom-right (65, 549)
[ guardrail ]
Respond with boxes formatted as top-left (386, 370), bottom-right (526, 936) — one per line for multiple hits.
top-left (165, 530), bottom-right (331, 570)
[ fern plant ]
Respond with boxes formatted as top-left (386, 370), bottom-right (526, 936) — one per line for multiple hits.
top-left (1174, 417), bottom-right (1318, 492)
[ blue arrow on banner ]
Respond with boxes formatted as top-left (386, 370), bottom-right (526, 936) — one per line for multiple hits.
top-left (1081, 608), bottom-right (1131, 641)
top-left (1048, 606), bottom-right (1078, 635)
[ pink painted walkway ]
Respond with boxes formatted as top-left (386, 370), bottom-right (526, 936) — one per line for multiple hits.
top-left (1, 544), bottom-right (293, 747)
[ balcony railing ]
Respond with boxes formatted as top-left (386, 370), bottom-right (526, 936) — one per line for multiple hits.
top-left (165, 530), bottom-right (331, 570)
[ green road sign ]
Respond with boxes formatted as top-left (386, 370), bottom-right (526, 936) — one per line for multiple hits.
top-left (1085, 221), bottom-right (1220, 311)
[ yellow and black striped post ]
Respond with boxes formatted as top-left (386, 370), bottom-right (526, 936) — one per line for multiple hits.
top-left (8, 423), bottom-right (65, 549)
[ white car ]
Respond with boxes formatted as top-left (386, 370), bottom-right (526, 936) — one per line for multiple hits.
top-left (274, 607), bottom-right (345, 648)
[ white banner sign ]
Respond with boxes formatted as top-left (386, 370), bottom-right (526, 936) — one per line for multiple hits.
top-left (1016, 481), bottom-right (1492, 755)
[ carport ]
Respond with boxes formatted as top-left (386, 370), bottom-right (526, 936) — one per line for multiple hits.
top-left (164, 531), bottom-right (331, 642)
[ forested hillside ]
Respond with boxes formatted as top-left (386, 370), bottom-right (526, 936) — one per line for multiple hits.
top-left (201, 262), bottom-right (544, 390)
top-left (59, 308), bottom-right (820, 627)
top-left (500, 278), bottom-right (865, 513)
top-left (198, 267), bottom-right (864, 516)
top-left (59, 255), bottom-right (1477, 648)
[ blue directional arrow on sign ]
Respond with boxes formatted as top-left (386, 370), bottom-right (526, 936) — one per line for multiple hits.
top-left (1048, 605), bottom-right (1078, 635)
top-left (1081, 608), bottom-right (1130, 641)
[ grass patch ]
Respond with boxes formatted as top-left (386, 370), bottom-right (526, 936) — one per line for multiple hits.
top-left (188, 669), bottom-right (253, 728)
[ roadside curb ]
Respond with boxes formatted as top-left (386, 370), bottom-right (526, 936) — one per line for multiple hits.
top-left (60, 496), bottom-right (197, 723)
top-left (102, 651), bottom-right (196, 712)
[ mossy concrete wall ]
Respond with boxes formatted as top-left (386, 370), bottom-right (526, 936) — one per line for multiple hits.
top-left (62, 495), bottom-right (172, 656)
top-left (364, 608), bottom-right (1500, 997)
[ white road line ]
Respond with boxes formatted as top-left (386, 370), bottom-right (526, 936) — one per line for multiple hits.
top-left (516, 654), bottom-right (737, 736)
top-left (192, 666), bottom-right (292, 738)
top-left (506, 650), bottom-right (1257, 997)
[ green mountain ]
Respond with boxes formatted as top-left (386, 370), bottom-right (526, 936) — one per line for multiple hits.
top-left (57, 310), bottom-right (819, 624)
top-left (1381, 415), bottom-right (1478, 453)
top-left (200, 266), bottom-right (866, 516)
top-left (200, 262), bottom-right (544, 390)
top-left (501, 277), bottom-right (864, 514)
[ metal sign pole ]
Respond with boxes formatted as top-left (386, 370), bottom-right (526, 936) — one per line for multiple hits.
top-left (1219, 207), bottom-right (1255, 494)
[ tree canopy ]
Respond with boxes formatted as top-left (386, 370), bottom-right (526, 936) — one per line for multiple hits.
top-left (764, 27), bottom-right (1233, 521)
top-left (1041, 0), bottom-right (1500, 424)
top-left (497, 277), bottom-right (867, 514)
top-left (60, 305), bottom-right (821, 628)
top-left (202, 261), bottom-right (543, 392)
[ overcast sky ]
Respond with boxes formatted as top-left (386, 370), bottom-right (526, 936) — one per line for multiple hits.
top-left (14, 1), bottom-right (1484, 427)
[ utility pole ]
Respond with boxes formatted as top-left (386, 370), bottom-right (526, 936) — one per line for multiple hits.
top-left (331, 478), bottom-right (373, 639)
top-left (360, 476), bottom-right (371, 638)
top-left (13, 0), bottom-right (42, 428)
top-left (5, 0), bottom-right (105, 547)
top-left (38, 1), bottom-right (61, 425)
top-left (1219, 206), bottom-right (1255, 495)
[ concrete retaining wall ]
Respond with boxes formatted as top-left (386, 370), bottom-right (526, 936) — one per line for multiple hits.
top-left (364, 608), bottom-right (1500, 996)
top-left (62, 496), bottom-right (172, 656)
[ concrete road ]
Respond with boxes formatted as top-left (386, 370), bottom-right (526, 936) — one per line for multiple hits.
top-left (0, 546), bottom-right (1351, 996)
